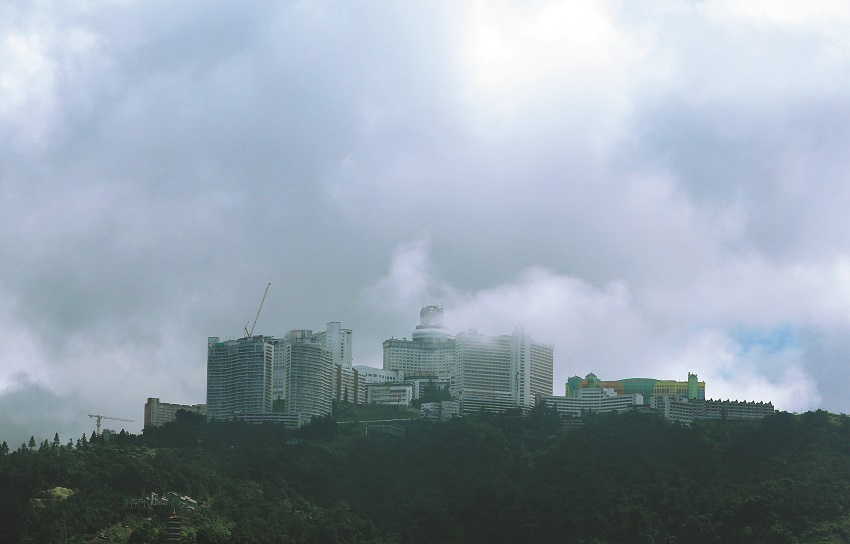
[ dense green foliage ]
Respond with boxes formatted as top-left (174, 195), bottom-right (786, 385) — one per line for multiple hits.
top-left (3, 409), bottom-right (850, 543)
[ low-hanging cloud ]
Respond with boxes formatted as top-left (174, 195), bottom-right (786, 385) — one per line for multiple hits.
top-left (2, 0), bottom-right (849, 446)
top-left (366, 239), bottom-right (824, 412)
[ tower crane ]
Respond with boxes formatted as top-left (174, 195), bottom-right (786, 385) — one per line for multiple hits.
top-left (88, 414), bottom-right (134, 435)
top-left (244, 282), bottom-right (271, 337)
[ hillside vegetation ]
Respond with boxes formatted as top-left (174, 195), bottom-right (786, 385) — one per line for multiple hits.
top-left (2, 408), bottom-right (850, 543)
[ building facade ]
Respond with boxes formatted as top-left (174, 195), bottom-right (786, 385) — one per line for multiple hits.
top-left (652, 396), bottom-right (775, 425)
top-left (282, 330), bottom-right (333, 419)
top-left (311, 322), bottom-right (352, 368)
top-left (354, 366), bottom-right (404, 384)
top-left (273, 323), bottom-right (358, 407)
top-left (454, 329), bottom-right (554, 414)
top-left (144, 398), bottom-right (206, 428)
top-left (420, 400), bottom-right (461, 421)
top-left (383, 306), bottom-right (455, 378)
top-left (566, 372), bottom-right (705, 403)
top-left (541, 388), bottom-right (643, 418)
top-left (365, 383), bottom-right (414, 406)
top-left (206, 336), bottom-right (274, 421)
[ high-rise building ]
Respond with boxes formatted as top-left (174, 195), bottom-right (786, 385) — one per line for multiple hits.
top-left (454, 329), bottom-right (553, 414)
top-left (383, 305), bottom-right (455, 378)
top-left (311, 322), bottom-right (358, 404)
top-left (273, 323), bottom-right (358, 405)
top-left (282, 330), bottom-right (333, 418)
top-left (206, 336), bottom-right (274, 421)
top-left (311, 322), bottom-right (352, 368)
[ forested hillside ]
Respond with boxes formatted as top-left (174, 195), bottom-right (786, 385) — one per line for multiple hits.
top-left (2, 408), bottom-right (850, 543)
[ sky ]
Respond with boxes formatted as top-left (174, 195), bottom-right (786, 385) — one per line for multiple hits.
top-left (2, 0), bottom-right (850, 446)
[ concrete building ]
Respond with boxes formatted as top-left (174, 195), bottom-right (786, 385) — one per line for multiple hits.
top-left (334, 365), bottom-right (361, 404)
top-left (566, 372), bottom-right (705, 403)
top-left (285, 323), bottom-right (356, 405)
top-left (541, 388), bottom-right (643, 418)
top-left (354, 365), bottom-right (404, 384)
top-left (420, 400), bottom-right (461, 421)
top-left (206, 336), bottom-right (274, 421)
top-left (144, 398), bottom-right (206, 428)
top-left (365, 383), bottom-right (414, 406)
top-left (282, 330), bottom-right (333, 419)
top-left (272, 337), bottom-right (287, 404)
top-left (454, 329), bottom-right (553, 414)
top-left (311, 322), bottom-right (352, 368)
top-left (409, 377), bottom-right (451, 400)
top-left (652, 396), bottom-right (775, 425)
top-left (383, 306), bottom-right (455, 378)
top-left (273, 323), bottom-right (358, 408)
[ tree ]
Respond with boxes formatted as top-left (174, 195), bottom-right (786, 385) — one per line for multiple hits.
top-left (28, 436), bottom-right (36, 449)
top-left (52, 433), bottom-right (60, 448)
top-left (0, 441), bottom-right (8, 455)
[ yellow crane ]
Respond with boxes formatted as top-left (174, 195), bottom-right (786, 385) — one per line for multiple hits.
top-left (88, 414), bottom-right (134, 435)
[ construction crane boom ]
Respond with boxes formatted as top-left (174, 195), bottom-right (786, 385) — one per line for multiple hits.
top-left (244, 282), bottom-right (271, 337)
top-left (88, 414), bottom-right (134, 435)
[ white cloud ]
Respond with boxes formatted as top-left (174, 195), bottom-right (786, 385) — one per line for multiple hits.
top-left (368, 240), bottom-right (828, 410)
top-left (364, 238), bottom-right (437, 313)
top-left (450, 0), bottom-right (652, 145)
top-left (2, 0), bottom-right (850, 444)
top-left (702, 0), bottom-right (850, 29)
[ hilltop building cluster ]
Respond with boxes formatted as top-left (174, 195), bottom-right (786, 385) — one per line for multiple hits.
top-left (143, 305), bottom-right (774, 430)
top-left (541, 371), bottom-right (774, 425)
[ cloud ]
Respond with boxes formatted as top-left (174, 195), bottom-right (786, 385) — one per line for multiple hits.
top-left (0, 376), bottom-right (93, 449)
top-left (366, 240), bottom-right (825, 412)
top-left (364, 238), bottom-right (438, 313)
top-left (1, 1), bottom-right (849, 443)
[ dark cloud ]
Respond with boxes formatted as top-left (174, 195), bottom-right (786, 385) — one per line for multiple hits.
top-left (0, 377), bottom-right (92, 448)
top-left (1, 1), bottom-right (849, 441)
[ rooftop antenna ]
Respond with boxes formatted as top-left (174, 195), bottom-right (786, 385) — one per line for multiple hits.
top-left (245, 282), bottom-right (271, 337)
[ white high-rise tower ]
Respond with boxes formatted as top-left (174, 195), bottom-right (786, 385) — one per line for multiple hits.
top-left (454, 329), bottom-right (553, 414)
top-left (206, 336), bottom-right (274, 421)
top-left (383, 305), bottom-right (455, 378)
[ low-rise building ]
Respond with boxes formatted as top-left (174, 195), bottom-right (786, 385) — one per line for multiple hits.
top-left (566, 372), bottom-right (705, 403)
top-left (366, 384), bottom-right (414, 406)
top-left (652, 396), bottom-right (774, 425)
top-left (420, 400), bottom-right (461, 421)
top-left (541, 388), bottom-right (643, 418)
top-left (354, 366), bottom-right (404, 384)
top-left (144, 398), bottom-right (207, 428)
top-left (409, 377), bottom-right (451, 400)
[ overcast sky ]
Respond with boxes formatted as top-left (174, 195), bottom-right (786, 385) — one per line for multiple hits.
top-left (2, 0), bottom-right (850, 446)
